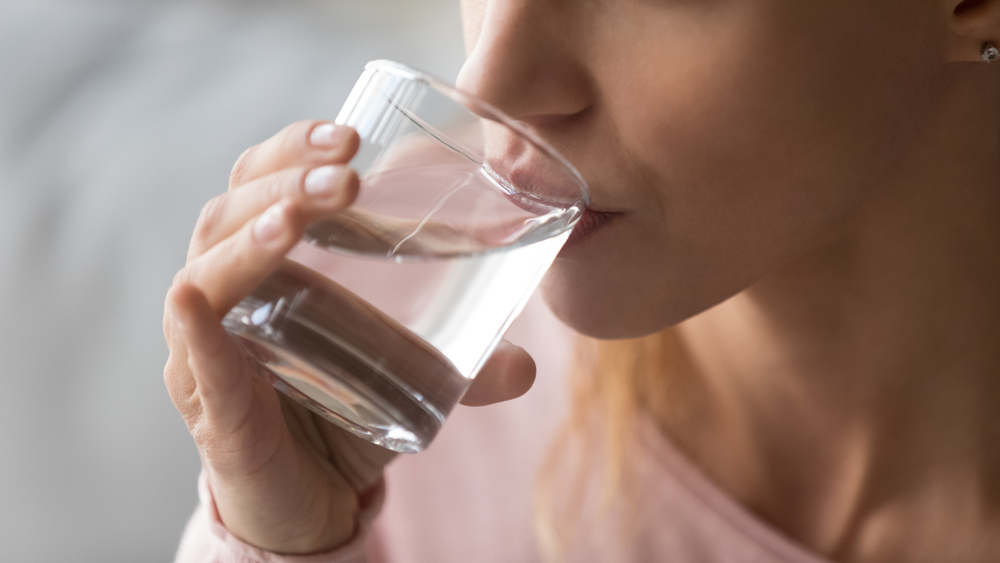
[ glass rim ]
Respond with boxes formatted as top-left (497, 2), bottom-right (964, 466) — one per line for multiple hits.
top-left (364, 59), bottom-right (590, 208)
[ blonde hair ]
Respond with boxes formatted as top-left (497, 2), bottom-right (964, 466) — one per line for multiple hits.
top-left (534, 328), bottom-right (683, 562)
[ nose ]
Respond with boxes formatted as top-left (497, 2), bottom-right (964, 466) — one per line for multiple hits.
top-left (455, 1), bottom-right (592, 125)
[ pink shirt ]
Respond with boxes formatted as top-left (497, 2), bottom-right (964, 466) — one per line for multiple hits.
top-left (175, 296), bottom-right (833, 563)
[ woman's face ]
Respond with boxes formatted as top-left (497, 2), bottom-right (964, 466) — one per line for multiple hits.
top-left (457, 0), bottom-right (948, 338)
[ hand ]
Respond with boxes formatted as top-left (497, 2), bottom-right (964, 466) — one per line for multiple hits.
top-left (162, 121), bottom-right (537, 554)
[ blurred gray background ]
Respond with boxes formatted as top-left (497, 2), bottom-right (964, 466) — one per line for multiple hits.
top-left (0, 1), bottom-right (465, 560)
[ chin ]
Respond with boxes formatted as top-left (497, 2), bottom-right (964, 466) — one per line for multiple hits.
top-left (538, 248), bottom-right (750, 340)
top-left (538, 269), bottom-right (689, 340)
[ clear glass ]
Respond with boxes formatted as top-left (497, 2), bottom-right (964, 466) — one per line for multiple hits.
top-left (222, 60), bottom-right (589, 453)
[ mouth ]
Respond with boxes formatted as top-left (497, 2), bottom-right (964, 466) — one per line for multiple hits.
top-left (561, 208), bottom-right (620, 252)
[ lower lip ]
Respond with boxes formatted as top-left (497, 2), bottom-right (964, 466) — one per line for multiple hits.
top-left (560, 209), bottom-right (619, 253)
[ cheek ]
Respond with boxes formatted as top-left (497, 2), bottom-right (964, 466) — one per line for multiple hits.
top-left (631, 3), bottom-right (939, 258)
top-left (616, 0), bottom-right (941, 227)
top-left (546, 0), bottom-right (945, 337)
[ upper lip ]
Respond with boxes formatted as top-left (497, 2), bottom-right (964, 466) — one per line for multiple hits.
top-left (482, 132), bottom-right (622, 213)
top-left (491, 162), bottom-right (627, 215)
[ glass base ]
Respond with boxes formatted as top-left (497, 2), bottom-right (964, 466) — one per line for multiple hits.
top-left (234, 332), bottom-right (428, 454)
top-left (222, 261), bottom-right (473, 454)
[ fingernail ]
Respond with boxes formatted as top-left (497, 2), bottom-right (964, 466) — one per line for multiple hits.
top-left (254, 202), bottom-right (285, 242)
top-left (304, 165), bottom-right (343, 196)
top-left (309, 123), bottom-right (347, 148)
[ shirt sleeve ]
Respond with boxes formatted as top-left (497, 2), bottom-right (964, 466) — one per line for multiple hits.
top-left (173, 472), bottom-right (383, 563)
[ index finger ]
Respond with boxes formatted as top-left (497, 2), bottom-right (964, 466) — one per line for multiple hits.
top-left (229, 120), bottom-right (360, 190)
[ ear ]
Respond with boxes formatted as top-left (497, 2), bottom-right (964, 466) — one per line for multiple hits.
top-left (948, 0), bottom-right (1000, 62)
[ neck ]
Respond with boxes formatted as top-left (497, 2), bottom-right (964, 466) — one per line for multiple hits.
top-left (665, 64), bottom-right (1000, 562)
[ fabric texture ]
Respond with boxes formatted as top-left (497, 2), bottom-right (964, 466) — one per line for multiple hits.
top-left (175, 296), bottom-right (835, 563)
top-left (174, 473), bottom-right (372, 563)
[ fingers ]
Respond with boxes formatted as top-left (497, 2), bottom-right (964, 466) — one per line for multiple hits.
top-left (460, 340), bottom-right (537, 407)
top-left (189, 164), bottom-right (359, 260)
top-left (165, 282), bottom-right (289, 481)
top-left (230, 121), bottom-right (359, 190)
top-left (165, 197), bottom-right (305, 434)
top-left (178, 199), bottom-right (304, 317)
top-left (167, 282), bottom-right (257, 429)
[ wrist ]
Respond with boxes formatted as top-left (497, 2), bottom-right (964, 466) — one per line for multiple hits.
top-left (203, 469), bottom-right (361, 555)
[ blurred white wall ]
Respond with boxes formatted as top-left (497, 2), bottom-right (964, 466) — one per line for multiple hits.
top-left (0, 1), bottom-right (465, 560)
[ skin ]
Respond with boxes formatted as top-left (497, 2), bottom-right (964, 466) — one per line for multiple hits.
top-left (455, 0), bottom-right (1000, 560)
top-left (164, 0), bottom-right (1000, 560)
top-left (163, 122), bottom-right (536, 552)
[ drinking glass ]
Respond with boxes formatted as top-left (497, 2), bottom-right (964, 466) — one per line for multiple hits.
top-left (223, 60), bottom-right (588, 453)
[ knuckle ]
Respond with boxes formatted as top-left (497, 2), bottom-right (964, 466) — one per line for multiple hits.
top-left (294, 119), bottom-right (327, 142)
top-left (284, 120), bottom-right (311, 136)
top-left (277, 121), bottom-right (309, 151)
top-left (163, 291), bottom-right (175, 339)
top-left (270, 166), bottom-right (309, 202)
top-left (164, 280), bottom-right (191, 341)
top-left (192, 194), bottom-right (227, 245)
top-left (172, 264), bottom-right (196, 292)
top-left (163, 309), bottom-right (173, 342)
top-left (292, 165), bottom-right (313, 192)
top-left (263, 167), bottom-right (311, 205)
top-left (164, 350), bottom-right (206, 429)
top-left (163, 354), bottom-right (184, 389)
top-left (229, 144), bottom-right (260, 189)
top-left (249, 166), bottom-right (308, 209)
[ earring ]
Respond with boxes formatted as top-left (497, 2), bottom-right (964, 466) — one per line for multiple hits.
top-left (984, 43), bottom-right (999, 63)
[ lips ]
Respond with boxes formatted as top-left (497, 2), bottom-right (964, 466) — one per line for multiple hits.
top-left (481, 138), bottom-right (618, 250)
top-left (562, 208), bottom-right (619, 251)
top-left (504, 164), bottom-right (585, 207)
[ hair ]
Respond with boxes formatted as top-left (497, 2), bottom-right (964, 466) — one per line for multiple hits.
top-left (533, 328), bottom-right (688, 562)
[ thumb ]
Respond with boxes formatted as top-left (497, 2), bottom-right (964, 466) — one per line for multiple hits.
top-left (459, 340), bottom-right (536, 407)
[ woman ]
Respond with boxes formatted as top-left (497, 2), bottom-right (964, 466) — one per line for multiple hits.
top-left (163, 0), bottom-right (1000, 561)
